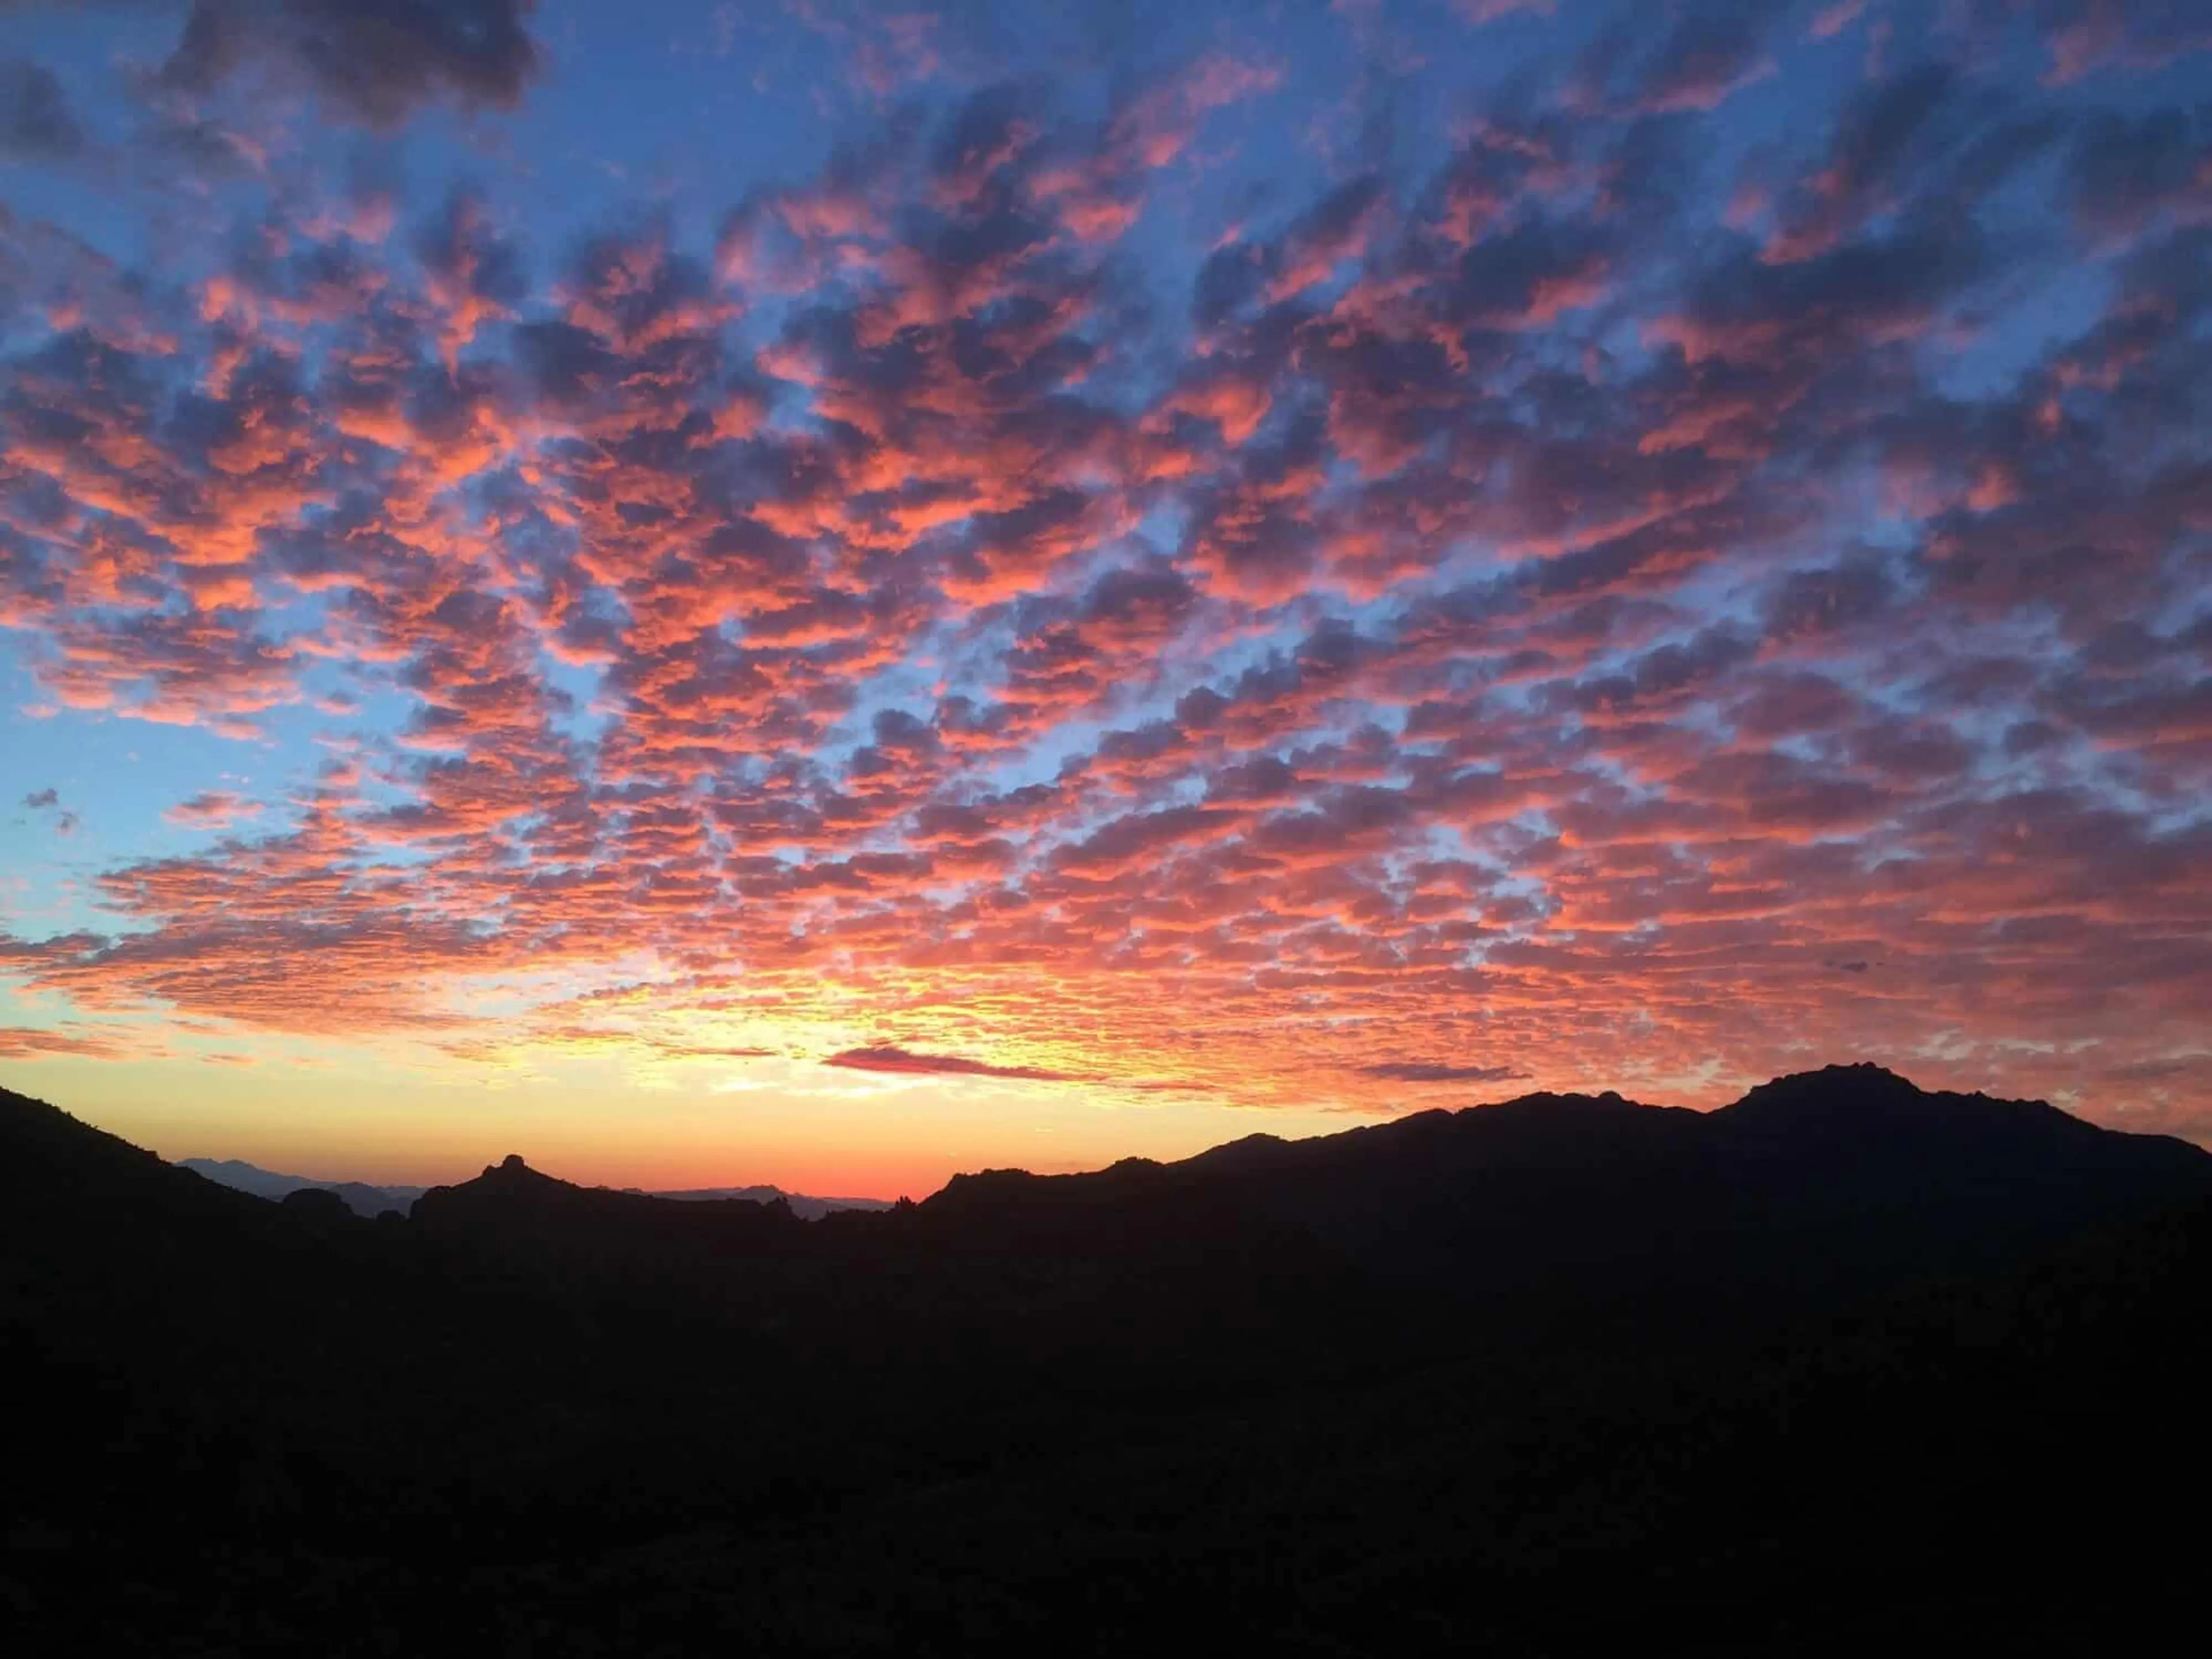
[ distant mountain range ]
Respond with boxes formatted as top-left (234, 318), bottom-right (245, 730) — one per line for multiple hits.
top-left (179, 1157), bottom-right (429, 1218)
top-left (179, 1157), bottom-right (891, 1220)
top-left (8, 1063), bottom-right (2211, 1653)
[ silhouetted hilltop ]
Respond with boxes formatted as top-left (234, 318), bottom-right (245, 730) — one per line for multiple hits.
top-left (899, 1065), bottom-right (2208, 1332)
top-left (0, 1082), bottom-right (332, 1316)
top-left (1719, 1060), bottom-right (2113, 1145)
top-left (410, 1153), bottom-right (812, 1292)
top-left (5, 1067), bottom-right (2210, 1654)
top-left (181, 1153), bottom-right (891, 1220)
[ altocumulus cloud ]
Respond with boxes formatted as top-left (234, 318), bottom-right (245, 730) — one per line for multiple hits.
top-left (0, 0), bottom-right (2206, 1135)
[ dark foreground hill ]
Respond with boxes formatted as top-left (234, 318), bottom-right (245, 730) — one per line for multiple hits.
top-left (4, 1065), bottom-right (2210, 1654)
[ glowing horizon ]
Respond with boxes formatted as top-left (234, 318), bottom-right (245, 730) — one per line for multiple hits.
top-left (3, 0), bottom-right (2209, 1192)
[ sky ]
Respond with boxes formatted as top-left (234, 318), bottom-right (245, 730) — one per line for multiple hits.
top-left (1, 0), bottom-right (2208, 1196)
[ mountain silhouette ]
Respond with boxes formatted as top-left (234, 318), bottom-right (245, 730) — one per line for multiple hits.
top-left (4, 1065), bottom-right (2209, 1654)
top-left (180, 1156), bottom-right (428, 1217)
top-left (180, 1154), bottom-right (891, 1220)
top-left (639, 1182), bottom-right (892, 1218)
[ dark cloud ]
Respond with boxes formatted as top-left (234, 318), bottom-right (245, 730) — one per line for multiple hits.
top-left (2023, 0), bottom-right (2212, 84)
top-left (1766, 63), bottom-right (1956, 262)
top-left (0, 58), bottom-right (84, 160)
top-left (1055, 805), bottom-right (1241, 874)
top-left (824, 1045), bottom-right (1082, 1082)
top-left (20, 788), bottom-right (78, 836)
top-left (1359, 1062), bottom-right (1529, 1084)
top-left (2069, 107), bottom-right (2211, 241)
top-left (157, 0), bottom-right (542, 128)
top-left (1627, 0), bottom-right (1782, 113)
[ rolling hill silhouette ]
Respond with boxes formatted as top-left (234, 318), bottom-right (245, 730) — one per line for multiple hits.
top-left (178, 1154), bottom-right (891, 1220)
top-left (631, 1183), bottom-right (892, 1218)
top-left (179, 1156), bottom-right (429, 1217)
top-left (4, 1064), bottom-right (2209, 1653)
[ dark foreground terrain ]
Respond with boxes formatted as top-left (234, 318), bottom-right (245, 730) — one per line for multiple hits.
top-left (5, 1064), bottom-right (2209, 1654)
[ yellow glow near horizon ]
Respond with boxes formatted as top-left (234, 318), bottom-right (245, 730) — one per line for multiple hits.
top-left (1, 1047), bottom-right (1375, 1199)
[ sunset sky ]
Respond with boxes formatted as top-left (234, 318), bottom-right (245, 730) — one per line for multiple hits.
top-left (1, 0), bottom-right (2208, 1195)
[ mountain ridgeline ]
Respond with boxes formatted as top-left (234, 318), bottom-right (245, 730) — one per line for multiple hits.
top-left (177, 1157), bottom-right (430, 1219)
top-left (5, 1064), bottom-right (2210, 1654)
top-left (178, 1156), bottom-right (891, 1220)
